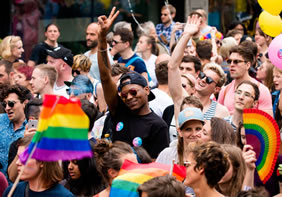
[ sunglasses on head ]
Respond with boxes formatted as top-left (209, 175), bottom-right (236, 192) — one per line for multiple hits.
top-left (198, 72), bottom-right (216, 85)
top-left (72, 70), bottom-right (81, 76)
top-left (120, 89), bottom-right (138, 99)
top-left (2, 101), bottom-right (16, 108)
top-left (226, 59), bottom-right (246, 65)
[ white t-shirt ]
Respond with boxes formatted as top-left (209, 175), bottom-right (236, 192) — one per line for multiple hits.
top-left (84, 50), bottom-right (114, 81)
top-left (144, 54), bottom-right (158, 87)
top-left (53, 83), bottom-right (69, 98)
top-left (149, 88), bottom-right (173, 117)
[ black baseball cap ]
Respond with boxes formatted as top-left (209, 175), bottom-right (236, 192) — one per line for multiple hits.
top-left (46, 46), bottom-right (73, 67)
top-left (118, 71), bottom-right (155, 101)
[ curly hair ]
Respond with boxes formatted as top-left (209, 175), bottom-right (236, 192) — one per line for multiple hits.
top-left (189, 141), bottom-right (230, 188)
top-left (3, 84), bottom-right (32, 103)
top-left (72, 54), bottom-right (91, 72)
top-left (0, 36), bottom-right (22, 60)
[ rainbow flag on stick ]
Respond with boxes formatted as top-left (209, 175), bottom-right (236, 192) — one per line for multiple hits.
top-left (109, 160), bottom-right (186, 197)
top-left (243, 109), bottom-right (280, 184)
top-left (20, 95), bottom-right (92, 163)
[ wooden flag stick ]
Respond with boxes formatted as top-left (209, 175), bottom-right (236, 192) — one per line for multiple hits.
top-left (169, 159), bottom-right (175, 176)
top-left (7, 142), bottom-right (38, 197)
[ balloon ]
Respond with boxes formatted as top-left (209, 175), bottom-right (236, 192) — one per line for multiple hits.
top-left (268, 34), bottom-right (282, 69)
top-left (258, 0), bottom-right (282, 16)
top-left (258, 11), bottom-right (282, 37)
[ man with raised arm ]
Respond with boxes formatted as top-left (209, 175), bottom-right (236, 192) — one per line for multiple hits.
top-left (96, 7), bottom-right (169, 159)
top-left (168, 15), bottom-right (229, 127)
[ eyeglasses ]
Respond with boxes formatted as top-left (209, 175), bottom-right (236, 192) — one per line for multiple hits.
top-left (198, 72), bottom-right (216, 85)
top-left (72, 70), bottom-right (80, 76)
top-left (120, 89), bottom-right (138, 99)
top-left (226, 59), bottom-right (246, 65)
top-left (235, 90), bottom-right (255, 99)
top-left (2, 101), bottom-right (16, 108)
top-left (112, 39), bottom-right (124, 45)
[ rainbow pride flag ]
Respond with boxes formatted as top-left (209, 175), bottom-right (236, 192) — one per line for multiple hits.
top-left (109, 160), bottom-right (186, 197)
top-left (243, 109), bottom-right (280, 184)
top-left (20, 95), bottom-right (92, 163)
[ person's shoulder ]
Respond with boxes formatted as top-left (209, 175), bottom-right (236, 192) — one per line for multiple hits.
top-left (155, 23), bottom-right (163, 28)
top-left (84, 50), bottom-right (91, 56)
top-left (156, 146), bottom-right (177, 164)
top-left (215, 102), bottom-right (230, 117)
top-left (49, 184), bottom-right (74, 196)
top-left (0, 113), bottom-right (9, 121)
top-left (3, 182), bottom-right (27, 197)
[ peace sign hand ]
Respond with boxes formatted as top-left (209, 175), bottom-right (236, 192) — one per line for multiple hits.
top-left (98, 7), bottom-right (120, 37)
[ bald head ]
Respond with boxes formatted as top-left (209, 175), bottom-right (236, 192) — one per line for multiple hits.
top-left (86, 22), bottom-right (99, 49)
top-left (156, 54), bottom-right (170, 65)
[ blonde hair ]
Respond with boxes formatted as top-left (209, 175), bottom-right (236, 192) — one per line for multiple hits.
top-left (72, 54), bottom-right (91, 72)
top-left (36, 64), bottom-right (58, 87)
top-left (220, 37), bottom-right (237, 60)
top-left (203, 62), bottom-right (226, 87)
top-left (273, 66), bottom-right (282, 75)
top-left (0, 36), bottom-right (22, 60)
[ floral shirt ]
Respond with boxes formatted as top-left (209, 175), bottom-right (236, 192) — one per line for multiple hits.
top-left (0, 113), bottom-right (27, 178)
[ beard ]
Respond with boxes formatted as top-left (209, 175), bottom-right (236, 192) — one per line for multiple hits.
top-left (87, 39), bottom-right (98, 49)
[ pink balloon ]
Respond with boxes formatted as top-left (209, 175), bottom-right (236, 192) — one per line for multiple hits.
top-left (268, 34), bottom-right (282, 69)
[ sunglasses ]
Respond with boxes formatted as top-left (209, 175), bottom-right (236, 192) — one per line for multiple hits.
top-left (120, 89), bottom-right (138, 99)
top-left (226, 59), bottom-right (246, 65)
top-left (2, 101), bottom-right (16, 108)
top-left (198, 72), bottom-right (216, 85)
top-left (72, 70), bottom-right (81, 76)
top-left (112, 39), bottom-right (124, 45)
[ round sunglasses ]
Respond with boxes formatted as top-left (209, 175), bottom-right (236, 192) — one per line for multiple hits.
top-left (2, 101), bottom-right (16, 108)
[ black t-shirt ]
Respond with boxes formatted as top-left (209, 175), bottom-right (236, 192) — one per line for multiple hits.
top-left (29, 42), bottom-right (63, 65)
top-left (162, 104), bottom-right (174, 128)
top-left (110, 98), bottom-right (169, 158)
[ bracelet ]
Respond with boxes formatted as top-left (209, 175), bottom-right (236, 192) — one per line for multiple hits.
top-left (98, 48), bottom-right (108, 52)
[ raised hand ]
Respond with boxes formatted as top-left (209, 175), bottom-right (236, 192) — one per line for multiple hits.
top-left (242, 144), bottom-right (257, 170)
top-left (183, 14), bottom-right (201, 36)
top-left (98, 7), bottom-right (120, 37)
top-left (172, 22), bottom-right (184, 33)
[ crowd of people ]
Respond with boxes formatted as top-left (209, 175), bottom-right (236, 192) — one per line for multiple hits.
top-left (0, 4), bottom-right (281, 197)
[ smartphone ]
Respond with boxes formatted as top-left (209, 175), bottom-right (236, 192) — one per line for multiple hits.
top-left (28, 119), bottom-right (38, 129)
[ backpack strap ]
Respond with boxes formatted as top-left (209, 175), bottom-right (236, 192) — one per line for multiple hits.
top-left (124, 56), bottom-right (152, 82)
top-left (124, 56), bottom-right (142, 68)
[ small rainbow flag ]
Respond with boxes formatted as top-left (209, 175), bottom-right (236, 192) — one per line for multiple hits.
top-left (20, 95), bottom-right (92, 163)
top-left (109, 160), bottom-right (186, 197)
top-left (243, 109), bottom-right (280, 184)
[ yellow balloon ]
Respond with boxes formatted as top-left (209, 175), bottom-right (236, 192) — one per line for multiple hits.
top-left (258, 11), bottom-right (282, 37)
top-left (258, 0), bottom-right (282, 15)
